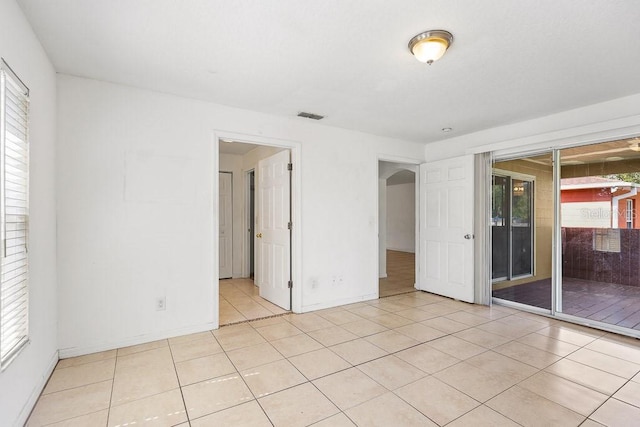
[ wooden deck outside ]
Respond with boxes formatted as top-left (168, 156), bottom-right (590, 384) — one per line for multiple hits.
top-left (493, 277), bottom-right (640, 331)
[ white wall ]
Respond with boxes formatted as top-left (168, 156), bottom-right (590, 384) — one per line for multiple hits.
top-left (0, 1), bottom-right (58, 425)
top-left (56, 75), bottom-right (426, 356)
top-left (387, 182), bottom-right (416, 252)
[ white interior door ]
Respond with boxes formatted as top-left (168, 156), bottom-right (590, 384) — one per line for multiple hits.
top-left (219, 172), bottom-right (233, 279)
top-left (419, 155), bottom-right (475, 302)
top-left (256, 150), bottom-right (291, 310)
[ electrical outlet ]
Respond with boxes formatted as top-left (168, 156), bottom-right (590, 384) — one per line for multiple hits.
top-left (156, 297), bottom-right (166, 311)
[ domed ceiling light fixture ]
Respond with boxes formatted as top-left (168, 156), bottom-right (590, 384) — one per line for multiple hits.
top-left (408, 30), bottom-right (454, 65)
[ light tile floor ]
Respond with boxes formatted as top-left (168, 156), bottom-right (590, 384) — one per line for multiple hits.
top-left (220, 278), bottom-right (289, 325)
top-left (222, 248), bottom-right (414, 326)
top-left (28, 292), bottom-right (640, 426)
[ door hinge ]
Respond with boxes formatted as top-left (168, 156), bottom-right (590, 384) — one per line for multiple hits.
top-left (288, 280), bottom-right (293, 289)
top-left (288, 222), bottom-right (292, 230)
top-left (287, 163), bottom-right (293, 171)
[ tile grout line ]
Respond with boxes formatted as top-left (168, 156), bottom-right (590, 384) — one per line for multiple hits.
top-left (104, 354), bottom-right (118, 427)
top-left (214, 329), bottom-right (277, 427)
top-left (166, 334), bottom-right (189, 426)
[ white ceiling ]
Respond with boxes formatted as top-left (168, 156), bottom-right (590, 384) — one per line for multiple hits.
top-left (17, 0), bottom-right (640, 143)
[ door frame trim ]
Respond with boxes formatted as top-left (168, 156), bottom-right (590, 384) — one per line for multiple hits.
top-left (213, 131), bottom-right (302, 325)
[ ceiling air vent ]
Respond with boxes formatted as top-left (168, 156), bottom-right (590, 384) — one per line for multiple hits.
top-left (297, 111), bottom-right (324, 120)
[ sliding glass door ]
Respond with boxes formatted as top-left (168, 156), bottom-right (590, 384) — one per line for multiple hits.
top-left (492, 138), bottom-right (640, 335)
top-left (558, 140), bottom-right (640, 333)
top-left (491, 153), bottom-right (554, 311)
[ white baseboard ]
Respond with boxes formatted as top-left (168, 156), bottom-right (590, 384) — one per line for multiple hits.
top-left (58, 322), bottom-right (218, 359)
top-left (301, 293), bottom-right (378, 313)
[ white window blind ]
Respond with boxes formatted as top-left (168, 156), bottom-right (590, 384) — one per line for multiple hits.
top-left (0, 58), bottom-right (29, 369)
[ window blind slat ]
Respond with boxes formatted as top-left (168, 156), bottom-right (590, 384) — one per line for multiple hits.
top-left (0, 314), bottom-right (26, 335)
top-left (1, 324), bottom-right (28, 353)
top-left (1, 321), bottom-right (28, 347)
top-left (6, 139), bottom-right (27, 154)
top-left (5, 175), bottom-right (27, 188)
top-left (1, 264), bottom-right (26, 278)
top-left (1, 263), bottom-right (26, 280)
top-left (5, 108), bottom-right (27, 127)
top-left (5, 123), bottom-right (27, 141)
top-left (6, 155), bottom-right (27, 170)
top-left (2, 293), bottom-right (26, 318)
top-left (1, 62), bottom-right (29, 369)
top-left (1, 253), bottom-right (26, 268)
top-left (1, 318), bottom-right (28, 349)
top-left (1, 274), bottom-right (27, 293)
top-left (6, 208), bottom-right (27, 216)
top-left (0, 281), bottom-right (26, 302)
top-left (1, 289), bottom-right (26, 309)
top-left (6, 134), bottom-right (27, 150)
top-left (1, 314), bottom-right (27, 336)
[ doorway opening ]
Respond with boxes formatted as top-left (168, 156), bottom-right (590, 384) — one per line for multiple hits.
top-left (378, 161), bottom-right (417, 297)
top-left (218, 139), bottom-right (293, 325)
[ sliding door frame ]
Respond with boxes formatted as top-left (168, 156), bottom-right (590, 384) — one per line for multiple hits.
top-left (489, 145), bottom-right (640, 339)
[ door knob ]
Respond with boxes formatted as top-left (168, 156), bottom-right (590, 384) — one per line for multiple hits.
top-left (464, 234), bottom-right (474, 240)
top-left (256, 233), bottom-right (262, 238)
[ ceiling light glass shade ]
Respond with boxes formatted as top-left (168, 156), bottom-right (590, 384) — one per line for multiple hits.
top-left (409, 30), bottom-right (453, 64)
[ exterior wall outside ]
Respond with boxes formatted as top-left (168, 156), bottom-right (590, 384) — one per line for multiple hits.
top-left (561, 201), bottom-right (612, 228)
top-left (560, 189), bottom-right (640, 229)
top-left (561, 188), bottom-right (612, 203)
top-left (617, 195), bottom-right (640, 229)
